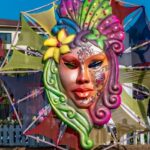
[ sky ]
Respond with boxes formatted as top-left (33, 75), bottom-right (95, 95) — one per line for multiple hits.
top-left (0, 0), bottom-right (56, 20)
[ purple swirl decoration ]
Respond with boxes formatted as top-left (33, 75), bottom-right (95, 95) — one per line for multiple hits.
top-left (89, 45), bottom-right (122, 125)
top-left (107, 39), bottom-right (124, 54)
top-left (97, 15), bottom-right (124, 51)
top-left (97, 15), bottom-right (124, 109)
top-left (89, 103), bottom-right (111, 126)
top-left (102, 48), bottom-right (121, 109)
top-left (88, 15), bottom-right (125, 125)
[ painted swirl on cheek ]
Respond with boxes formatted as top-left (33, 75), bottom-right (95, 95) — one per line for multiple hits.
top-left (91, 65), bottom-right (109, 91)
top-left (95, 72), bottom-right (105, 88)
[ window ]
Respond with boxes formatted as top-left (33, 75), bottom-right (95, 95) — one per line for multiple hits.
top-left (0, 33), bottom-right (11, 44)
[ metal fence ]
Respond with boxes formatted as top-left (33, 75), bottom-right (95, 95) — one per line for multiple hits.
top-left (0, 125), bottom-right (49, 147)
top-left (0, 125), bottom-right (150, 148)
top-left (120, 132), bottom-right (150, 145)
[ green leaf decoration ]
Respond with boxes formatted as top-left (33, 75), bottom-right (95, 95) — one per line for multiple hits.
top-left (86, 34), bottom-right (97, 40)
top-left (92, 29), bottom-right (99, 36)
top-left (97, 35), bottom-right (107, 49)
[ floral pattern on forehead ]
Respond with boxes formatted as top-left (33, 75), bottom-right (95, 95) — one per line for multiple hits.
top-left (71, 41), bottom-right (103, 63)
top-left (43, 0), bottom-right (125, 149)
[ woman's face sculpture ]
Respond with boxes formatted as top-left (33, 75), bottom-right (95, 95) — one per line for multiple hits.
top-left (58, 41), bottom-right (110, 109)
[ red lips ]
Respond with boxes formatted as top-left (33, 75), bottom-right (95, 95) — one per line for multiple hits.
top-left (72, 88), bottom-right (93, 99)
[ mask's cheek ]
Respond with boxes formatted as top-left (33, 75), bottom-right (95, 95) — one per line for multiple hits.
top-left (95, 72), bottom-right (106, 90)
top-left (59, 67), bottom-right (78, 92)
top-left (89, 66), bottom-right (110, 95)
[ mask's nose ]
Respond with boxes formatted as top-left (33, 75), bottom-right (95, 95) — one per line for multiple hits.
top-left (76, 66), bottom-right (90, 84)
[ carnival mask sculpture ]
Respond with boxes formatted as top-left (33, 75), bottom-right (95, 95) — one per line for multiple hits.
top-left (43, 0), bottom-right (124, 149)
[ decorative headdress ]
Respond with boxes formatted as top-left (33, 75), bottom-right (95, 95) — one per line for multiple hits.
top-left (44, 0), bottom-right (124, 59)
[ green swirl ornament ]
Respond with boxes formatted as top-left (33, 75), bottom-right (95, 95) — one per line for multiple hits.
top-left (43, 60), bottom-right (93, 149)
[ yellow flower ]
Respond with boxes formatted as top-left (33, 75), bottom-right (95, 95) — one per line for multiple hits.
top-left (43, 29), bottom-right (75, 63)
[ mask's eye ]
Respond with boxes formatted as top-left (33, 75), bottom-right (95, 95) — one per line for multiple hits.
top-left (64, 62), bottom-right (78, 69)
top-left (88, 60), bottom-right (102, 69)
